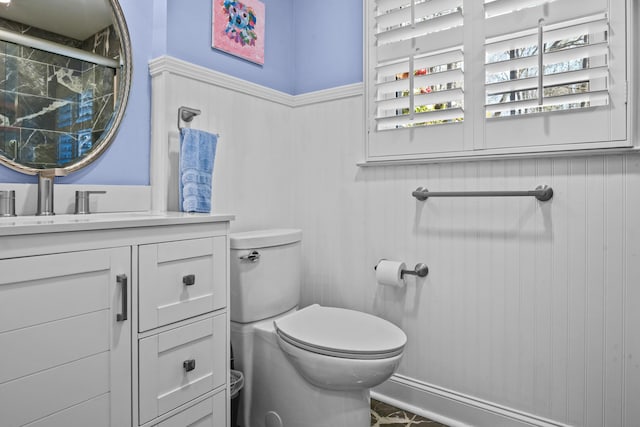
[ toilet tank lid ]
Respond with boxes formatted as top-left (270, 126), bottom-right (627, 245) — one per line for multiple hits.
top-left (229, 228), bottom-right (302, 249)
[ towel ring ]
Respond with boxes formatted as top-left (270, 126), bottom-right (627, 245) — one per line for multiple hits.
top-left (178, 106), bottom-right (201, 130)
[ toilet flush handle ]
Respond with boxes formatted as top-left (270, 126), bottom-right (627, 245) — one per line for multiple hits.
top-left (239, 250), bottom-right (261, 262)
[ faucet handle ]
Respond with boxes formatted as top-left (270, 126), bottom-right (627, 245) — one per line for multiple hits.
top-left (74, 190), bottom-right (106, 215)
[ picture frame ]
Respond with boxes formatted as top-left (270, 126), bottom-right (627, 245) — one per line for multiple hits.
top-left (212, 0), bottom-right (265, 65)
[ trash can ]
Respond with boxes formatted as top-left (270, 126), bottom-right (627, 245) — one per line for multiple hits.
top-left (230, 369), bottom-right (244, 427)
top-left (230, 344), bottom-right (244, 427)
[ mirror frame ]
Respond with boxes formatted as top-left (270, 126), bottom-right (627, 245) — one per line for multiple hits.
top-left (0, 0), bottom-right (133, 176)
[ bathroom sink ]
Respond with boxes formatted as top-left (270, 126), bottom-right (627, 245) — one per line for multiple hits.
top-left (0, 212), bottom-right (156, 227)
top-left (0, 215), bottom-right (86, 227)
top-left (0, 211), bottom-right (235, 236)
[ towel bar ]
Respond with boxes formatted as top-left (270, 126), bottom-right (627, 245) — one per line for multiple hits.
top-left (412, 184), bottom-right (553, 202)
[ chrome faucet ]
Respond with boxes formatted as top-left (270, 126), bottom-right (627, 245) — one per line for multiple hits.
top-left (36, 168), bottom-right (66, 216)
top-left (74, 190), bottom-right (106, 214)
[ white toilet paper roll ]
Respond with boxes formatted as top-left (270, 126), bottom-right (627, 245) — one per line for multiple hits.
top-left (376, 260), bottom-right (406, 287)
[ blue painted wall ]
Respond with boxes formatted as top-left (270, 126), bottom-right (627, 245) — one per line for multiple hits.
top-left (292, 0), bottom-right (363, 94)
top-left (167, 0), bottom-right (296, 94)
top-left (0, 0), bottom-right (363, 185)
top-left (164, 0), bottom-right (363, 95)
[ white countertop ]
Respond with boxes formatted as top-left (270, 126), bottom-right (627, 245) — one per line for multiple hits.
top-left (0, 211), bottom-right (235, 236)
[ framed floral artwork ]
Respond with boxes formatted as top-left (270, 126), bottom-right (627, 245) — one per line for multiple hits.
top-left (212, 0), bottom-right (265, 65)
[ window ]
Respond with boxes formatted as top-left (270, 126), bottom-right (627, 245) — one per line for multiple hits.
top-left (364, 0), bottom-right (629, 162)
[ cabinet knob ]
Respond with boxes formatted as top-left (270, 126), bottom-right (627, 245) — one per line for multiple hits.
top-left (183, 359), bottom-right (196, 372)
top-left (183, 274), bottom-right (196, 286)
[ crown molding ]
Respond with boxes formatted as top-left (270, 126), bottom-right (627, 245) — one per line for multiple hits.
top-left (149, 56), bottom-right (363, 108)
top-left (149, 56), bottom-right (294, 106)
top-left (292, 83), bottom-right (363, 107)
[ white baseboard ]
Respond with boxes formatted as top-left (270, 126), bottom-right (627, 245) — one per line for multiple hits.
top-left (373, 374), bottom-right (572, 427)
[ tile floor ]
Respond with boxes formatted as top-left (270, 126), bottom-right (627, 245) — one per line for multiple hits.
top-left (370, 399), bottom-right (449, 427)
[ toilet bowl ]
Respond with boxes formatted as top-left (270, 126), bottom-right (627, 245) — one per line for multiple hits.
top-left (229, 229), bottom-right (406, 427)
top-left (274, 304), bottom-right (405, 391)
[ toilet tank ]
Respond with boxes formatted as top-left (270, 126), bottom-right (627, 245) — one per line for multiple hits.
top-left (229, 229), bottom-right (302, 323)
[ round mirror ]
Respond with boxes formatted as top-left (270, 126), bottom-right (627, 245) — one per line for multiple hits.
top-left (0, 0), bottom-right (132, 176)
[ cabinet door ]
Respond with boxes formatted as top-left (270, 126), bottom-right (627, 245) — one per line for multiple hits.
top-left (139, 237), bottom-right (227, 331)
top-left (0, 248), bottom-right (131, 427)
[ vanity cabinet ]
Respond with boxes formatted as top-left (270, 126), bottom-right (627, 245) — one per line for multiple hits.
top-left (0, 213), bottom-right (232, 427)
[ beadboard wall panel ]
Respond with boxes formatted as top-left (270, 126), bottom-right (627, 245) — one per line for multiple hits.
top-left (150, 58), bottom-right (296, 230)
top-left (292, 96), bottom-right (640, 427)
top-left (150, 58), bottom-right (640, 427)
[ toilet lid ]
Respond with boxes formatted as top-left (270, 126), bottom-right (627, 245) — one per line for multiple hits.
top-left (274, 304), bottom-right (407, 359)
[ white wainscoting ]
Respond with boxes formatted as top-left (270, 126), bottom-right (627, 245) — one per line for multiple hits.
top-left (150, 56), bottom-right (640, 427)
top-left (293, 96), bottom-right (640, 427)
top-left (149, 56), bottom-right (297, 230)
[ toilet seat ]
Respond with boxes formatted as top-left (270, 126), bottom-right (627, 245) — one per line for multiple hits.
top-left (274, 304), bottom-right (406, 360)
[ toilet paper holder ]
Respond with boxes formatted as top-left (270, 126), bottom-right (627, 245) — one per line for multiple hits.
top-left (375, 261), bottom-right (429, 278)
top-left (402, 263), bottom-right (429, 278)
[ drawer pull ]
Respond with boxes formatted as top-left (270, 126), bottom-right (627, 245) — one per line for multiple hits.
top-left (239, 250), bottom-right (260, 262)
top-left (116, 274), bottom-right (128, 322)
top-left (183, 274), bottom-right (196, 286)
top-left (183, 359), bottom-right (196, 372)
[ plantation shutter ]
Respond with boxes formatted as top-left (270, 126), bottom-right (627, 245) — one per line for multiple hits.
top-left (482, 0), bottom-right (627, 150)
top-left (364, 0), bottom-right (628, 163)
top-left (366, 0), bottom-right (466, 159)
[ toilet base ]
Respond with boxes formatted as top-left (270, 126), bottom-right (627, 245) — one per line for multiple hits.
top-left (231, 316), bottom-right (371, 427)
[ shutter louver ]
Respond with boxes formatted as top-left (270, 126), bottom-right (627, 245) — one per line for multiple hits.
top-left (484, 0), bottom-right (610, 118)
top-left (373, 0), bottom-right (464, 131)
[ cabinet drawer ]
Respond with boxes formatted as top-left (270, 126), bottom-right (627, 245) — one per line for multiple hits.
top-left (139, 237), bottom-right (227, 331)
top-left (139, 313), bottom-right (227, 425)
top-left (153, 390), bottom-right (226, 427)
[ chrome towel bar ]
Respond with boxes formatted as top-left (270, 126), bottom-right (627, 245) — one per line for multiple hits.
top-left (412, 184), bottom-right (553, 202)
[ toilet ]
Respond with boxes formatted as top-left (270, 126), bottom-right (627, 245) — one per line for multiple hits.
top-left (229, 229), bottom-right (407, 427)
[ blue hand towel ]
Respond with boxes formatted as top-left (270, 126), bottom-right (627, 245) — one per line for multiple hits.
top-left (179, 128), bottom-right (218, 213)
